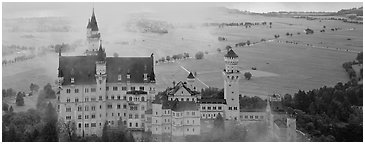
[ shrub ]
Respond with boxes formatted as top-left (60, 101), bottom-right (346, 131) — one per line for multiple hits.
top-left (244, 72), bottom-right (252, 80)
top-left (195, 51), bottom-right (204, 60)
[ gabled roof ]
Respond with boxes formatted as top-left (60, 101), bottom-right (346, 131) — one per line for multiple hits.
top-left (168, 81), bottom-right (200, 96)
top-left (225, 49), bottom-right (238, 58)
top-left (59, 55), bottom-right (155, 85)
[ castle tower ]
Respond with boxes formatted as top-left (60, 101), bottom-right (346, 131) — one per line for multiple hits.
top-left (222, 49), bottom-right (241, 120)
top-left (86, 8), bottom-right (101, 55)
top-left (187, 72), bottom-right (196, 91)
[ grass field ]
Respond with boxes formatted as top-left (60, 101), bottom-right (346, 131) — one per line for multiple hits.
top-left (2, 10), bottom-right (362, 109)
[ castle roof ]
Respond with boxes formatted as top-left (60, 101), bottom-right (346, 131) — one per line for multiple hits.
top-left (225, 49), bottom-right (238, 58)
top-left (168, 81), bottom-right (200, 96)
top-left (59, 55), bottom-right (155, 85)
top-left (87, 8), bottom-right (99, 31)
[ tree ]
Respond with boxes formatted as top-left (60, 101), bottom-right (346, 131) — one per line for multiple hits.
top-left (9, 105), bottom-right (13, 112)
top-left (41, 102), bottom-right (58, 141)
top-left (217, 48), bottom-right (221, 53)
top-left (246, 40), bottom-right (251, 46)
top-left (166, 56), bottom-right (171, 61)
top-left (356, 52), bottom-right (362, 63)
top-left (30, 83), bottom-right (40, 93)
top-left (214, 113), bottom-right (225, 130)
top-left (102, 121), bottom-right (109, 142)
top-left (113, 52), bottom-right (119, 57)
top-left (16, 92), bottom-right (25, 106)
top-left (3, 102), bottom-right (9, 111)
top-left (58, 119), bottom-right (77, 141)
top-left (244, 72), bottom-right (252, 80)
top-left (43, 83), bottom-right (56, 99)
top-left (225, 45), bottom-right (232, 51)
top-left (195, 51), bottom-right (204, 60)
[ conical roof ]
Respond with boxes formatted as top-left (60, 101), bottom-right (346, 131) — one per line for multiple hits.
top-left (225, 49), bottom-right (238, 58)
top-left (87, 8), bottom-right (99, 31)
top-left (187, 72), bottom-right (195, 79)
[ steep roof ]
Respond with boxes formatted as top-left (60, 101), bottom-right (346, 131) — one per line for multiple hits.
top-left (225, 49), bottom-right (238, 58)
top-left (59, 55), bottom-right (155, 85)
top-left (87, 8), bottom-right (99, 31)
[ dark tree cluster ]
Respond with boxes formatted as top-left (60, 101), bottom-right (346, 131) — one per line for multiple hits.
top-left (239, 96), bottom-right (267, 111)
top-left (201, 87), bottom-right (224, 99)
top-left (283, 80), bottom-right (363, 142)
top-left (195, 51), bottom-right (204, 60)
top-left (16, 92), bottom-right (26, 106)
top-left (156, 52), bottom-right (190, 64)
top-left (2, 88), bottom-right (17, 98)
top-left (2, 102), bottom-right (58, 142)
top-left (101, 121), bottom-right (135, 142)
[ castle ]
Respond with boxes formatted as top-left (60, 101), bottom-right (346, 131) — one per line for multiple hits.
top-left (57, 8), bottom-right (296, 142)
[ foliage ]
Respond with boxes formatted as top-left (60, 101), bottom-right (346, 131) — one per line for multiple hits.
top-left (101, 121), bottom-right (134, 142)
top-left (284, 81), bottom-right (363, 142)
top-left (201, 87), bottom-right (224, 99)
top-left (16, 92), bottom-right (25, 106)
top-left (113, 52), bottom-right (119, 57)
top-left (3, 88), bottom-right (16, 98)
top-left (244, 72), bottom-right (252, 80)
top-left (356, 52), bottom-right (362, 63)
top-left (30, 83), bottom-right (40, 93)
top-left (214, 113), bottom-right (225, 130)
top-left (225, 45), bottom-right (232, 51)
top-left (43, 83), bottom-right (56, 99)
top-left (166, 56), bottom-right (171, 61)
top-left (246, 40), bottom-right (251, 46)
top-left (239, 96), bottom-right (267, 111)
top-left (3, 102), bottom-right (9, 111)
top-left (195, 51), bottom-right (204, 60)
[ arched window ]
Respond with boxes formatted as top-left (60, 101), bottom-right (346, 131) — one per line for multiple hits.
top-left (129, 97), bottom-right (132, 101)
top-left (141, 97), bottom-right (145, 101)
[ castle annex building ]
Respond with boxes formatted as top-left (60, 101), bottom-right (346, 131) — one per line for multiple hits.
top-left (57, 9), bottom-right (156, 137)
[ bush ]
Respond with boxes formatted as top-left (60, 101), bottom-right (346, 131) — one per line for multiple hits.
top-left (3, 102), bottom-right (9, 111)
top-left (195, 51), bottom-right (204, 60)
top-left (16, 92), bottom-right (25, 106)
top-left (244, 72), bottom-right (252, 80)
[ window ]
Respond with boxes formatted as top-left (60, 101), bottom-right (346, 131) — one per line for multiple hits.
top-left (139, 86), bottom-right (144, 91)
top-left (141, 97), bottom-right (145, 101)
top-left (91, 123), bottom-right (96, 127)
top-left (255, 116), bottom-right (259, 119)
top-left (213, 106), bottom-right (217, 110)
top-left (111, 96), bottom-right (115, 100)
top-left (78, 123), bottom-right (81, 128)
top-left (75, 89), bottom-right (79, 93)
top-left (118, 74), bottom-right (122, 81)
top-left (92, 114), bottom-right (96, 119)
top-left (234, 107), bottom-right (238, 110)
top-left (192, 112), bottom-right (195, 116)
top-left (245, 115), bottom-right (248, 119)
top-left (100, 105), bottom-right (102, 109)
top-left (75, 98), bottom-right (79, 102)
top-left (136, 123), bottom-right (138, 127)
top-left (117, 104), bottom-right (121, 109)
top-left (85, 115), bottom-right (89, 119)
top-left (123, 104), bottom-right (127, 109)
top-left (66, 116), bottom-right (71, 120)
top-left (129, 114), bottom-right (132, 119)
top-left (218, 106), bottom-right (222, 110)
top-left (91, 106), bottom-right (96, 111)
top-left (85, 97), bottom-right (89, 102)
top-left (66, 98), bottom-right (70, 103)
top-left (99, 96), bottom-right (102, 101)
top-left (122, 87), bottom-right (127, 91)
top-left (131, 87), bottom-right (135, 91)
top-left (250, 116), bottom-right (253, 119)
top-left (202, 106), bottom-right (206, 110)
top-left (113, 87), bottom-right (118, 91)
top-left (107, 104), bottom-right (112, 109)
top-left (78, 106), bottom-right (82, 111)
top-left (124, 113), bottom-right (126, 117)
top-left (228, 107), bottom-right (232, 110)
top-left (129, 97), bottom-right (132, 101)
top-left (85, 88), bottom-right (89, 93)
top-left (143, 73), bottom-right (148, 81)
top-left (117, 96), bottom-right (121, 100)
top-left (106, 87), bottom-right (109, 91)
top-left (91, 97), bottom-right (96, 101)
top-left (66, 107), bottom-right (71, 112)
top-left (123, 96), bottom-right (127, 100)
top-left (207, 107), bottom-right (211, 110)
top-left (181, 98), bottom-right (184, 101)
top-left (129, 122), bottom-right (132, 127)
top-left (187, 98), bottom-right (189, 101)
top-left (66, 89), bottom-right (71, 93)
top-left (85, 106), bottom-right (89, 111)
top-left (90, 88), bottom-right (96, 92)
top-left (85, 123), bottom-right (89, 128)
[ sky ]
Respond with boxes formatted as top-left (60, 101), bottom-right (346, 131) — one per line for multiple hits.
top-left (2, 2), bottom-right (363, 19)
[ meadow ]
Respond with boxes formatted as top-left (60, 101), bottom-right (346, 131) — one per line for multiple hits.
top-left (2, 10), bottom-right (362, 112)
